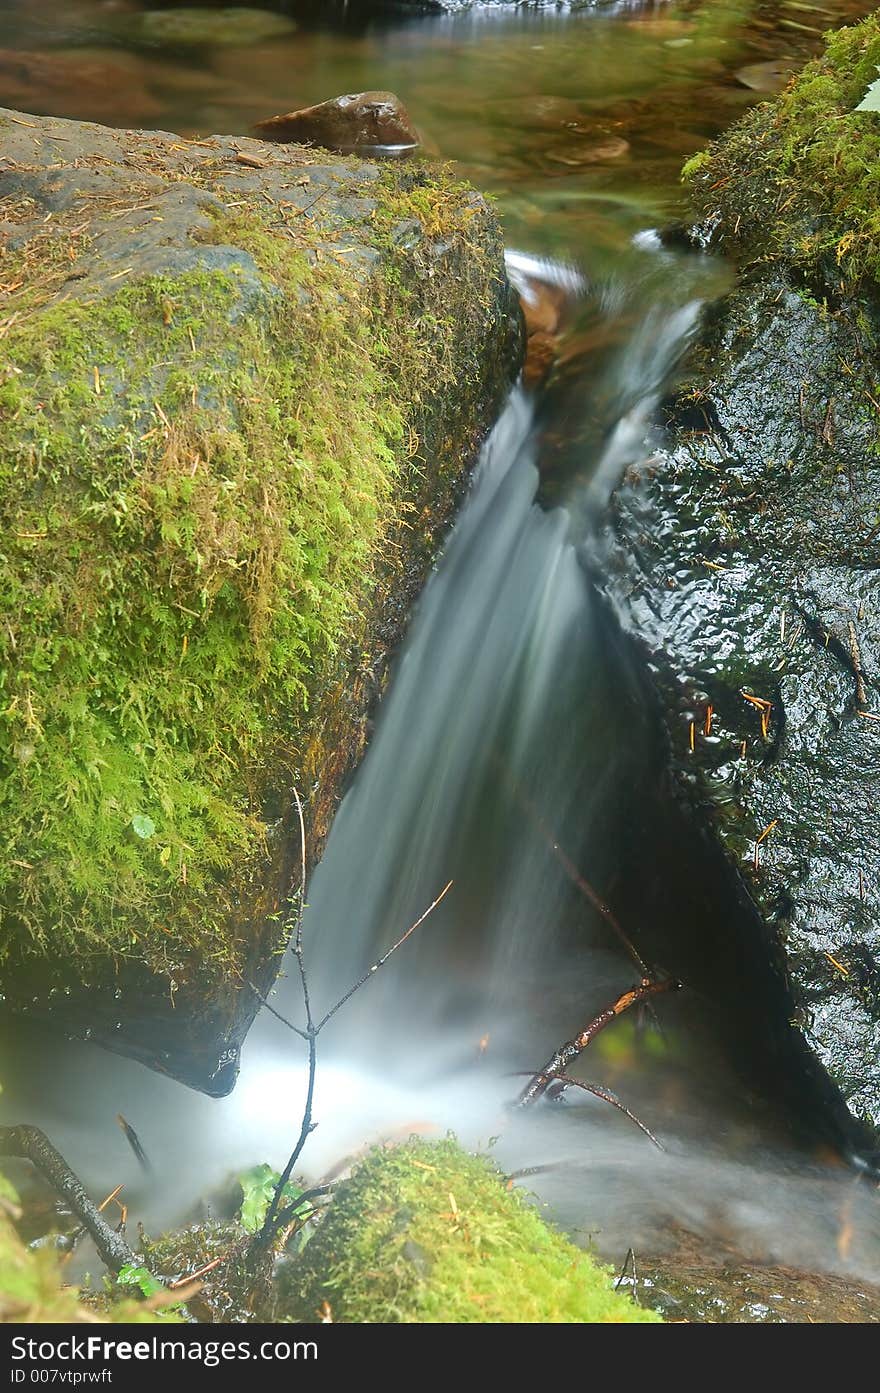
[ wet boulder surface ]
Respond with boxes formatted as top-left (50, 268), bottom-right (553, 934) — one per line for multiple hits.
top-left (597, 268), bottom-right (880, 1148)
top-left (254, 91), bottom-right (420, 152)
top-left (0, 107), bottom-right (522, 1094)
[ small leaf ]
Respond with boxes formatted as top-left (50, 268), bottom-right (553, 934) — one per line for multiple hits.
top-left (237, 1163), bottom-right (312, 1233)
top-left (855, 68), bottom-right (880, 112)
top-left (116, 1264), bottom-right (163, 1298)
top-left (131, 814), bottom-right (156, 840)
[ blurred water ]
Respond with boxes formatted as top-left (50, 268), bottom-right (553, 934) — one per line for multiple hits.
top-left (2, 0), bottom-right (879, 1303)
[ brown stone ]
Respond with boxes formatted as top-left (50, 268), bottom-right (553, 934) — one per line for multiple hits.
top-left (253, 91), bottom-right (420, 153)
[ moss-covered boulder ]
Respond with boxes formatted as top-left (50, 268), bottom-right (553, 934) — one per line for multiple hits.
top-left (0, 108), bottom-right (521, 1093)
top-left (275, 1139), bottom-right (659, 1322)
top-left (596, 15), bottom-right (880, 1148)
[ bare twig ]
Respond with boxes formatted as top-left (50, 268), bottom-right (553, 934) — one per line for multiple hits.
top-left (315, 879), bottom-right (453, 1032)
top-left (254, 784), bottom-right (452, 1244)
top-left (492, 754), bottom-right (650, 977)
top-left (517, 977), bottom-right (680, 1106)
top-left (615, 1246), bottom-right (638, 1301)
top-left (116, 1114), bottom-right (151, 1173)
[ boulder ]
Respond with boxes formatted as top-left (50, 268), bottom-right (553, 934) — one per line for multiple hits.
top-left (596, 15), bottom-right (880, 1149)
top-left (253, 91), bottom-right (419, 153)
top-left (0, 107), bottom-right (522, 1094)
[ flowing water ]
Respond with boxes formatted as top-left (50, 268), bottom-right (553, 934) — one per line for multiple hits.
top-left (3, 0), bottom-right (880, 1315)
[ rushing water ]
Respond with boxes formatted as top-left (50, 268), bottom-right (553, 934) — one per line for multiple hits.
top-left (3, 0), bottom-right (880, 1309)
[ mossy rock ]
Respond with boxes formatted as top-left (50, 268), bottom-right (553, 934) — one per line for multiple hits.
top-left (684, 10), bottom-right (880, 294)
top-left (0, 109), bottom-right (522, 1092)
top-left (275, 1138), bottom-right (660, 1323)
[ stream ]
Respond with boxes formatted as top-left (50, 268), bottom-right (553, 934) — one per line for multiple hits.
top-left (2, 0), bottom-right (880, 1320)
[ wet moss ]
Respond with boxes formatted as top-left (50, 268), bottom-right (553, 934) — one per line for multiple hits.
top-left (684, 11), bottom-right (880, 292)
top-left (275, 1139), bottom-right (660, 1323)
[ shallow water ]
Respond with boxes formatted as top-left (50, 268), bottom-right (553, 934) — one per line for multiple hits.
top-left (2, 0), bottom-right (879, 1313)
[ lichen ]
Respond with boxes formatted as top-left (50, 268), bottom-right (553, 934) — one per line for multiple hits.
top-left (275, 1138), bottom-right (660, 1323)
top-left (684, 10), bottom-right (880, 293)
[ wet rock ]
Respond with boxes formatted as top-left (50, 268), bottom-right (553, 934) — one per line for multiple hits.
top-left (597, 270), bottom-right (880, 1147)
top-left (253, 91), bottom-right (419, 154)
top-left (638, 1251), bottom-right (880, 1322)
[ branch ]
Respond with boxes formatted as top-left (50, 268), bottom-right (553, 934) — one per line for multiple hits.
top-left (491, 754), bottom-right (650, 978)
top-left (511, 1072), bottom-right (664, 1149)
top-left (253, 781), bottom-right (452, 1246)
top-left (517, 977), bottom-right (680, 1106)
top-left (0, 1125), bottom-right (137, 1274)
top-left (315, 879), bottom-right (453, 1032)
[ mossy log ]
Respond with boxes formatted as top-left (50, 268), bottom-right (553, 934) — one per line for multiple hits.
top-left (0, 109), bottom-right (522, 1092)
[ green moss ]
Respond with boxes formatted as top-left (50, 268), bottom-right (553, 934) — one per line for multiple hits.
top-left (0, 160), bottom-right (512, 993)
top-left (277, 1139), bottom-right (660, 1323)
top-left (684, 10), bottom-right (880, 290)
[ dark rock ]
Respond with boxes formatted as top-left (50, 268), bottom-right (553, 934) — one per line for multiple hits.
top-left (254, 91), bottom-right (419, 153)
top-left (596, 270), bottom-right (880, 1146)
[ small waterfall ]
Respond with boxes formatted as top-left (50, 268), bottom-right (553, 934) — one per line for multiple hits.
top-left (266, 247), bottom-right (708, 1066)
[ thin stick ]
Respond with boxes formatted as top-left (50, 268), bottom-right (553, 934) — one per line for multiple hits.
top-left (492, 755), bottom-right (650, 977)
top-left (315, 880), bottom-right (453, 1032)
top-left (116, 1114), bottom-right (151, 1173)
top-left (257, 878), bottom-right (452, 1242)
top-left (169, 1254), bottom-right (226, 1289)
top-left (246, 981), bottom-right (308, 1041)
top-left (260, 787), bottom-right (314, 1241)
top-left (517, 977), bottom-right (680, 1106)
top-left (513, 1072), bottom-right (664, 1150)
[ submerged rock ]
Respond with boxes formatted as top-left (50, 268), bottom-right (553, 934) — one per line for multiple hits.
top-left (0, 107), bottom-right (522, 1094)
top-left (253, 91), bottom-right (420, 153)
top-left (597, 16), bottom-right (880, 1149)
top-left (129, 7), bottom-right (297, 48)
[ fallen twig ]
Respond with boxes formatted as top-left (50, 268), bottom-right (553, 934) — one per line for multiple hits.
top-left (0, 1125), bottom-right (137, 1274)
top-left (512, 1072), bottom-right (664, 1150)
top-left (116, 1114), bottom-right (151, 1173)
top-left (517, 977), bottom-right (680, 1106)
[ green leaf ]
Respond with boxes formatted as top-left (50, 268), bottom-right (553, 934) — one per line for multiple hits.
top-left (855, 67), bottom-right (880, 111)
top-left (130, 814), bottom-right (156, 840)
top-left (116, 1264), bottom-right (164, 1298)
top-left (237, 1163), bottom-right (312, 1234)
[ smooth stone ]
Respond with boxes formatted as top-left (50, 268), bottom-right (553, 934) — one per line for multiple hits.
top-left (253, 91), bottom-right (420, 153)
